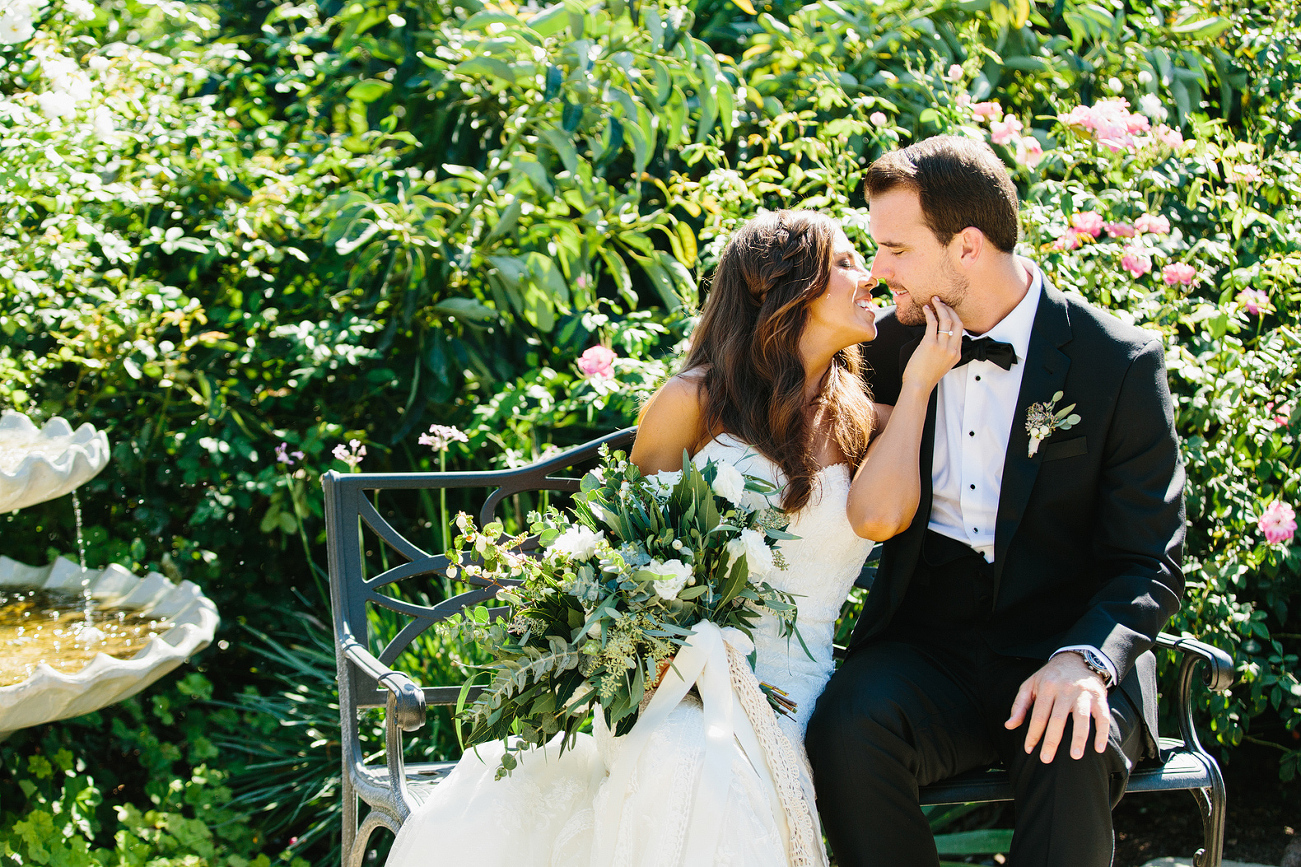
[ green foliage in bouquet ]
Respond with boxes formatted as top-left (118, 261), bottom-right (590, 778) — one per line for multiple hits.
top-left (442, 447), bottom-right (802, 776)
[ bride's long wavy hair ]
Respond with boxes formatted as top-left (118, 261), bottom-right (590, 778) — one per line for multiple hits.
top-left (682, 210), bottom-right (875, 513)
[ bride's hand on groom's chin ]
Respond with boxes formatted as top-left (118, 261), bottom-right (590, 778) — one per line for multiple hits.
top-left (1004, 654), bottom-right (1111, 764)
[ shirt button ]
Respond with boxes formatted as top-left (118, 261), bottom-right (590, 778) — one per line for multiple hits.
top-left (970, 484), bottom-right (976, 490)
top-left (973, 528), bottom-right (979, 533)
top-left (969, 431), bottom-right (975, 437)
top-left (975, 375), bottom-right (981, 382)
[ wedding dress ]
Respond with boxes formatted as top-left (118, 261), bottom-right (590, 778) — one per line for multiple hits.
top-left (386, 434), bottom-right (874, 867)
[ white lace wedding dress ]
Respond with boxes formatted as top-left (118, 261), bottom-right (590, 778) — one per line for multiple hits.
top-left (386, 434), bottom-right (874, 867)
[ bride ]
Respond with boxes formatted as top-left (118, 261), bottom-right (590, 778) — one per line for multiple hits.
top-left (385, 210), bottom-right (962, 867)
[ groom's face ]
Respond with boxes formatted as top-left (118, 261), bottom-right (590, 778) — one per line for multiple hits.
top-left (868, 187), bottom-right (968, 327)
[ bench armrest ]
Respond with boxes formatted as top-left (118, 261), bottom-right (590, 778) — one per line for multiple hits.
top-left (1153, 631), bottom-right (1235, 755)
top-left (341, 636), bottom-right (428, 732)
top-left (1154, 632), bottom-right (1235, 692)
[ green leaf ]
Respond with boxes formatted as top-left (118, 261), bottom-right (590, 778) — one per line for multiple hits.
top-left (346, 79), bottom-right (392, 103)
top-left (432, 298), bottom-right (498, 322)
top-left (1169, 14), bottom-right (1232, 40)
top-left (455, 56), bottom-right (517, 84)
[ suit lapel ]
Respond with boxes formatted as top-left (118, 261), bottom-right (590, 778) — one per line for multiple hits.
top-left (991, 281), bottom-right (1074, 588)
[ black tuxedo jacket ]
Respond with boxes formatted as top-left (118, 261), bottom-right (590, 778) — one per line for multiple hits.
top-left (847, 278), bottom-right (1186, 754)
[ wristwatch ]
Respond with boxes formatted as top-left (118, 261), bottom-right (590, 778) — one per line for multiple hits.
top-left (1070, 649), bottom-right (1113, 687)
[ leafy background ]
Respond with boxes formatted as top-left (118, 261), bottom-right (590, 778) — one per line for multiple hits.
top-left (0, 0), bottom-right (1298, 863)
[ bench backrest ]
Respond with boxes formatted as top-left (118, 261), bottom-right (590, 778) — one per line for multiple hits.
top-left (321, 427), bottom-right (638, 715)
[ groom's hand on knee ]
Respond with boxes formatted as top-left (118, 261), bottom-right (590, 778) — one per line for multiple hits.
top-left (1004, 655), bottom-right (1110, 763)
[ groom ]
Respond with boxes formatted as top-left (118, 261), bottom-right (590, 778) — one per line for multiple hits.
top-left (807, 135), bottom-right (1185, 866)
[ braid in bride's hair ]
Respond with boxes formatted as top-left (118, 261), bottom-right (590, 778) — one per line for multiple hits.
top-left (682, 210), bottom-right (875, 513)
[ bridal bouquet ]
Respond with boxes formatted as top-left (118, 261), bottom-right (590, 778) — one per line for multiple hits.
top-left (441, 446), bottom-right (803, 777)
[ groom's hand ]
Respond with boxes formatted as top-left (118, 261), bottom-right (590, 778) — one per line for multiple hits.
top-left (1004, 654), bottom-right (1110, 763)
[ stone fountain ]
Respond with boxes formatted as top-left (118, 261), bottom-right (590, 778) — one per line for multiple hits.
top-left (0, 410), bottom-right (219, 739)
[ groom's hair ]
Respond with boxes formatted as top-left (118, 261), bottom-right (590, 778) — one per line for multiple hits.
top-left (865, 135), bottom-right (1019, 253)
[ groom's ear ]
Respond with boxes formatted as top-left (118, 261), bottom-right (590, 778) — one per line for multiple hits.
top-left (952, 226), bottom-right (985, 267)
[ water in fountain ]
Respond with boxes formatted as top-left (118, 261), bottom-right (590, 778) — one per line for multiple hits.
top-left (69, 489), bottom-right (105, 644)
top-left (0, 587), bottom-right (174, 687)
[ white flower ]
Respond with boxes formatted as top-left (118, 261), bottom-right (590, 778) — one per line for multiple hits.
top-left (644, 469), bottom-right (681, 498)
top-left (0, 8), bottom-right (34, 44)
top-left (1138, 93), bottom-right (1168, 122)
top-left (64, 0), bottom-right (95, 20)
top-left (647, 558), bottom-right (693, 600)
top-left (711, 460), bottom-right (746, 505)
top-left (1137, 70), bottom-right (1153, 85)
top-left (1106, 77), bottom-right (1123, 94)
top-left (726, 528), bottom-right (776, 582)
top-left (37, 89), bottom-right (78, 118)
top-left (550, 525), bottom-right (603, 561)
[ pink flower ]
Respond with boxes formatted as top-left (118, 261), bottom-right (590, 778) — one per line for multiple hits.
top-left (333, 439), bottom-right (366, 469)
top-left (1057, 98), bottom-right (1142, 152)
top-left (577, 345), bottom-right (617, 379)
top-left (870, 111), bottom-right (888, 127)
top-left (1236, 288), bottom-right (1269, 315)
top-left (418, 424), bottom-right (469, 451)
top-left (275, 442), bottom-right (305, 466)
top-left (1153, 125), bottom-right (1185, 150)
top-left (1162, 263), bottom-right (1197, 286)
top-left (971, 101), bottom-right (1003, 121)
top-left (1105, 222), bottom-right (1136, 238)
top-left (946, 64), bottom-right (964, 82)
top-left (1258, 501), bottom-right (1296, 546)
top-left (1266, 401), bottom-right (1293, 426)
top-left (990, 116), bottom-right (1022, 145)
top-left (574, 274), bottom-right (591, 291)
top-left (1120, 251), bottom-right (1152, 277)
top-left (1070, 211), bottom-right (1105, 238)
top-left (1015, 136), bottom-right (1044, 168)
top-left (955, 93), bottom-right (971, 108)
top-left (1134, 214), bottom-right (1171, 235)
top-left (1229, 164), bottom-right (1262, 184)
top-left (1053, 231), bottom-right (1080, 251)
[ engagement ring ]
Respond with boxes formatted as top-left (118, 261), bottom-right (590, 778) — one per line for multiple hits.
top-left (939, 330), bottom-right (953, 335)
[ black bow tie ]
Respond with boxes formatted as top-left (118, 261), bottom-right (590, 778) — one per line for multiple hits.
top-left (958, 336), bottom-right (1018, 370)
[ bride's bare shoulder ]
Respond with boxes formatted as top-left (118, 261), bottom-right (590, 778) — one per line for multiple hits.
top-left (631, 369), bottom-right (709, 472)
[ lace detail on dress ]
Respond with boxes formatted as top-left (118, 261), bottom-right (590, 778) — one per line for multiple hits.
top-left (725, 641), bottom-right (829, 867)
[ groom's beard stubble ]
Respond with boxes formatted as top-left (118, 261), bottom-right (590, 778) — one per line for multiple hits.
top-left (891, 267), bottom-right (970, 327)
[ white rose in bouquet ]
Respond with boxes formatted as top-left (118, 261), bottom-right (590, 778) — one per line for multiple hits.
top-left (647, 558), bottom-right (693, 600)
top-left (550, 525), bottom-right (604, 561)
top-left (644, 469), bottom-right (682, 499)
top-left (726, 528), bottom-right (776, 581)
top-left (711, 460), bottom-right (746, 506)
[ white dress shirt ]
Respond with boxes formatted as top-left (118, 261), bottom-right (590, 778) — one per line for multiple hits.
top-left (926, 259), bottom-right (1117, 684)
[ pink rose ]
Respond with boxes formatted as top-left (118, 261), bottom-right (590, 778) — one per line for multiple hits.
top-left (1258, 501), bottom-right (1297, 546)
top-left (1154, 125), bottom-right (1185, 150)
top-left (1236, 288), bottom-right (1269, 315)
top-left (870, 111), bottom-right (888, 127)
top-left (947, 64), bottom-right (964, 82)
top-left (1016, 136), bottom-right (1044, 168)
top-left (577, 345), bottom-right (617, 379)
top-left (1053, 231), bottom-right (1080, 251)
top-left (1070, 211), bottom-right (1105, 238)
top-left (955, 93), bottom-right (971, 108)
top-left (1105, 222), bottom-right (1136, 238)
top-left (1134, 214), bottom-right (1171, 235)
top-left (1120, 251), bottom-right (1152, 277)
top-left (1162, 263), bottom-right (1197, 286)
top-left (971, 101), bottom-right (1002, 121)
top-left (990, 116), bottom-right (1022, 145)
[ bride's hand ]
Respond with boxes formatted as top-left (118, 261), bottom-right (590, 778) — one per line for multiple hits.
top-left (900, 299), bottom-right (963, 391)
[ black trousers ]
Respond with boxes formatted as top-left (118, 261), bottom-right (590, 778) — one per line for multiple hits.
top-left (806, 532), bottom-right (1144, 867)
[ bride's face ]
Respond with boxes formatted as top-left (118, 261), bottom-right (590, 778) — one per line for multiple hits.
top-left (804, 229), bottom-right (878, 352)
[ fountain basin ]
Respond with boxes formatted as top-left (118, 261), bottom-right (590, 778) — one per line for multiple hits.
top-left (0, 411), bottom-right (110, 512)
top-left (0, 555), bottom-right (219, 738)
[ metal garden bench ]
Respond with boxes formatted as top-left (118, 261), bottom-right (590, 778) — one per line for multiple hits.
top-left (322, 427), bottom-right (1235, 867)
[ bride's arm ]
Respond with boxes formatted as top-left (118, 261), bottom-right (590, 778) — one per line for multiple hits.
top-left (630, 373), bottom-right (706, 474)
top-left (847, 301), bottom-right (961, 540)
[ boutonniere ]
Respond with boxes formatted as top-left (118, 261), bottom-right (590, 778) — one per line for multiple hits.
top-left (1025, 391), bottom-right (1081, 457)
